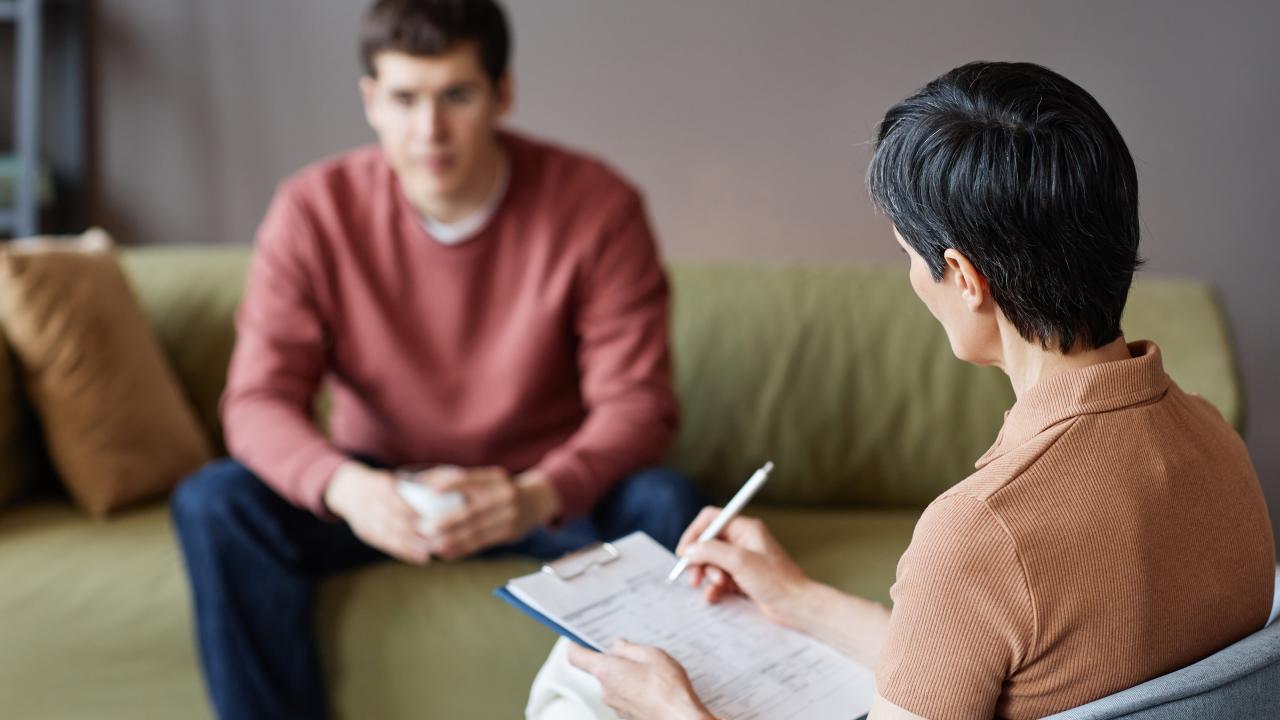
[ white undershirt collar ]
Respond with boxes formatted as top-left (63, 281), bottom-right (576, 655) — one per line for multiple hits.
top-left (419, 153), bottom-right (510, 246)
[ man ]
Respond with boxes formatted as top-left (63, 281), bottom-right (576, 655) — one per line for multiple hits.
top-left (563, 62), bottom-right (1276, 719)
top-left (169, 1), bottom-right (705, 717)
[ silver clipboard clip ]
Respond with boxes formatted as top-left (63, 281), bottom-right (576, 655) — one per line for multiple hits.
top-left (541, 541), bottom-right (622, 581)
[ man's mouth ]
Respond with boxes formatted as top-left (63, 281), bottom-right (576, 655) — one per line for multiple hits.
top-left (419, 154), bottom-right (455, 173)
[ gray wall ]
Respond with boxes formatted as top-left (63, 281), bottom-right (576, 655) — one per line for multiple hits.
top-left (90, 1), bottom-right (1280, 542)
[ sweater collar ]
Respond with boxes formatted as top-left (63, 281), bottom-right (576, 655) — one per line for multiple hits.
top-left (975, 340), bottom-right (1170, 469)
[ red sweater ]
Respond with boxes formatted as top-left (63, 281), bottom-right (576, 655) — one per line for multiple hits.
top-left (222, 131), bottom-right (678, 519)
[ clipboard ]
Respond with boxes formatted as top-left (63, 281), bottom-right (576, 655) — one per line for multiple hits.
top-left (492, 541), bottom-right (622, 650)
top-left (494, 532), bottom-right (876, 719)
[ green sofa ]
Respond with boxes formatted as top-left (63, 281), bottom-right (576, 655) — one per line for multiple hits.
top-left (0, 246), bottom-right (1242, 718)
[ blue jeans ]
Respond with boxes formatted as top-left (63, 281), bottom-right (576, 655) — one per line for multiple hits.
top-left (170, 458), bottom-right (706, 720)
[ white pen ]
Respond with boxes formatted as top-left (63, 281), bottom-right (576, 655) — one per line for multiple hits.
top-left (666, 461), bottom-right (774, 584)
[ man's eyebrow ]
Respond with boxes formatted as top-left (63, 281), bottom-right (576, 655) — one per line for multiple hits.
top-left (386, 80), bottom-right (482, 94)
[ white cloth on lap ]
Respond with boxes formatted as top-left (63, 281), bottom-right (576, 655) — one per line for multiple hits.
top-left (526, 638), bottom-right (620, 720)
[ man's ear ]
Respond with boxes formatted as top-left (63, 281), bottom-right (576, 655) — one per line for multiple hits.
top-left (495, 73), bottom-right (514, 118)
top-left (942, 248), bottom-right (989, 312)
top-left (358, 74), bottom-right (376, 128)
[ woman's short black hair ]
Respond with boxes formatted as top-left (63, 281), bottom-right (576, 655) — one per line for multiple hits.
top-left (868, 61), bottom-right (1142, 353)
top-left (360, 0), bottom-right (510, 85)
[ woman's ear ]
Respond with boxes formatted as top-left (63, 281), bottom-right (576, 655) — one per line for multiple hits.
top-left (942, 248), bottom-right (989, 312)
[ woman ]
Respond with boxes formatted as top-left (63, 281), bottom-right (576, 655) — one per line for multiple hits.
top-left (546, 61), bottom-right (1276, 720)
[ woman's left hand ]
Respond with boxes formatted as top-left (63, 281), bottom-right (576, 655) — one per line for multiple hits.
top-left (567, 640), bottom-right (714, 720)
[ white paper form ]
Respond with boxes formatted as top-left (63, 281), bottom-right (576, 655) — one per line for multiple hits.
top-left (506, 532), bottom-right (875, 720)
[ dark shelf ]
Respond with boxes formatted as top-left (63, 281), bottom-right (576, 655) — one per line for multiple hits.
top-left (3, 0), bottom-right (86, 238)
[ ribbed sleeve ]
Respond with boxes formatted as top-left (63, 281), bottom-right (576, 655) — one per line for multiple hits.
top-left (877, 494), bottom-right (1035, 719)
top-left (222, 189), bottom-right (349, 517)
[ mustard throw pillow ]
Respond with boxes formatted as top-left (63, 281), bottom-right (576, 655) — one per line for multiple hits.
top-left (0, 229), bottom-right (213, 518)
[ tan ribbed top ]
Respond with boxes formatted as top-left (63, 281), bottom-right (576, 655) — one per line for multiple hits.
top-left (876, 341), bottom-right (1275, 720)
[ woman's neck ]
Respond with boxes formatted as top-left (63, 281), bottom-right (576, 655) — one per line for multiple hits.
top-left (1000, 333), bottom-right (1133, 399)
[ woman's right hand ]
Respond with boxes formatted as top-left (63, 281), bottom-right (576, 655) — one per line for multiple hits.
top-left (675, 507), bottom-right (815, 628)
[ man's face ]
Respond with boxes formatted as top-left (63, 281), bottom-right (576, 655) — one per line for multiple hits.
top-left (360, 44), bottom-right (511, 207)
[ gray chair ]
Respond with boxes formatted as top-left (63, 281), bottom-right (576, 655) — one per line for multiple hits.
top-left (1045, 568), bottom-right (1280, 719)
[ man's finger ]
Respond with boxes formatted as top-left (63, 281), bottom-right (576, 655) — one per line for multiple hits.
top-left (443, 475), bottom-right (514, 518)
top-left (389, 489), bottom-right (422, 518)
top-left (381, 510), bottom-right (429, 554)
top-left (435, 525), bottom-right (482, 560)
top-left (433, 503), bottom-right (487, 535)
top-left (401, 544), bottom-right (432, 566)
top-left (436, 490), bottom-right (515, 533)
top-left (384, 528), bottom-right (432, 565)
top-left (438, 505), bottom-right (518, 558)
top-left (433, 503), bottom-right (510, 547)
top-left (422, 466), bottom-right (469, 493)
top-left (384, 491), bottom-right (431, 537)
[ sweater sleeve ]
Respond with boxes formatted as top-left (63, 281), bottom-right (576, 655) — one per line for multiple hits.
top-left (532, 191), bottom-right (679, 519)
top-left (876, 494), bottom-right (1036, 720)
top-left (220, 188), bottom-right (349, 517)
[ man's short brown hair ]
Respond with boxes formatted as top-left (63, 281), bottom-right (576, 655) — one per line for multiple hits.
top-left (359, 0), bottom-right (510, 84)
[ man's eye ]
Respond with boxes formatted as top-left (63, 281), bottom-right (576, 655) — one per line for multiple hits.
top-left (393, 92), bottom-right (415, 107)
top-left (443, 88), bottom-right (475, 105)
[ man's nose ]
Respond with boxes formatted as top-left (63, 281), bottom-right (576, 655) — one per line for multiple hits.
top-left (411, 99), bottom-right (448, 143)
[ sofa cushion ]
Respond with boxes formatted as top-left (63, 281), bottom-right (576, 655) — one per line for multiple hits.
top-left (0, 499), bottom-right (917, 718)
top-left (320, 505), bottom-right (918, 718)
top-left (0, 231), bottom-right (213, 518)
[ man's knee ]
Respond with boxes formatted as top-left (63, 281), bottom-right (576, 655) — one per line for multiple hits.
top-left (618, 468), bottom-right (706, 515)
top-left (170, 458), bottom-right (266, 535)
top-left (604, 467), bottom-right (708, 549)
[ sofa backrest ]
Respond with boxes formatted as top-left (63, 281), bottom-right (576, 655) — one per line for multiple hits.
top-left (667, 263), bottom-right (1243, 506)
top-left (104, 246), bottom-right (1242, 510)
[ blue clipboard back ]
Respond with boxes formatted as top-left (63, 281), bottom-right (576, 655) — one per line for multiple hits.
top-left (493, 586), bottom-right (597, 649)
top-left (493, 541), bottom-right (623, 650)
